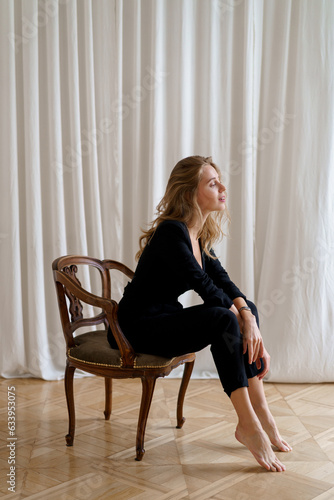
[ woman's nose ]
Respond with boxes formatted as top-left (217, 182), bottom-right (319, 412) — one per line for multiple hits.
top-left (219, 183), bottom-right (226, 192)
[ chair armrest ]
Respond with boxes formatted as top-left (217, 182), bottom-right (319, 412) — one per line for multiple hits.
top-left (103, 259), bottom-right (135, 280)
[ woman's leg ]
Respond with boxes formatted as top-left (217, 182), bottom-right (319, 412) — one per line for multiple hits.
top-left (230, 387), bottom-right (286, 472)
top-left (247, 377), bottom-right (292, 452)
top-left (240, 301), bottom-right (292, 452)
top-left (118, 303), bottom-right (289, 471)
top-left (121, 304), bottom-right (251, 397)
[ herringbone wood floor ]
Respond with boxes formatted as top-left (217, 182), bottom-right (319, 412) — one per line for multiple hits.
top-left (1, 376), bottom-right (334, 499)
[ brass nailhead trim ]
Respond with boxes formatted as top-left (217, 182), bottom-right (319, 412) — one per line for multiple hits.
top-left (68, 350), bottom-right (176, 369)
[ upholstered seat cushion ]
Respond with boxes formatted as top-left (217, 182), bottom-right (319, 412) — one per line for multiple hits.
top-left (68, 330), bottom-right (176, 368)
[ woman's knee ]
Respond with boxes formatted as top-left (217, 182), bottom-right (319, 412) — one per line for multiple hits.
top-left (209, 308), bottom-right (242, 354)
top-left (208, 307), bottom-right (239, 332)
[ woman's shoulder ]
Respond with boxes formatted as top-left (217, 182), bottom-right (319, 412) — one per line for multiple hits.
top-left (154, 219), bottom-right (188, 240)
top-left (155, 219), bottom-right (187, 233)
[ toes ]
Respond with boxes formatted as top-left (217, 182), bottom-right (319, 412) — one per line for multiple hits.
top-left (273, 457), bottom-right (286, 472)
top-left (277, 439), bottom-right (292, 452)
top-left (256, 452), bottom-right (286, 472)
top-left (259, 459), bottom-right (272, 471)
top-left (282, 440), bottom-right (292, 452)
top-left (272, 437), bottom-right (292, 452)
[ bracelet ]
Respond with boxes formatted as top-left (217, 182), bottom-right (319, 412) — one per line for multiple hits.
top-left (238, 306), bottom-right (252, 313)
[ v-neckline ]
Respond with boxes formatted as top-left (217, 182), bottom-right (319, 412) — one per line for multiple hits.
top-left (185, 224), bottom-right (203, 269)
top-left (195, 239), bottom-right (204, 269)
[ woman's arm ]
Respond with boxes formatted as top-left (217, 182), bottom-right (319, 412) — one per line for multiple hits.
top-left (204, 247), bottom-right (270, 377)
top-left (205, 250), bottom-right (247, 301)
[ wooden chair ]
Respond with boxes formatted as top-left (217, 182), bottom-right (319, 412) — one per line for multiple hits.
top-left (52, 255), bottom-right (195, 461)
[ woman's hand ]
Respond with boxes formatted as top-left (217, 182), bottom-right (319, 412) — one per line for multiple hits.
top-left (229, 304), bottom-right (267, 370)
top-left (229, 304), bottom-right (264, 364)
top-left (241, 313), bottom-right (264, 364)
top-left (257, 346), bottom-right (270, 380)
top-left (241, 313), bottom-right (271, 379)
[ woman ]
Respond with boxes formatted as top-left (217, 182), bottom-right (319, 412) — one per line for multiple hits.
top-left (108, 155), bottom-right (292, 471)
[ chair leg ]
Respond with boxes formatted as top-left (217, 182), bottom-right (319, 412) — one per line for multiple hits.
top-left (135, 376), bottom-right (156, 461)
top-left (104, 377), bottom-right (112, 420)
top-left (64, 362), bottom-right (76, 446)
top-left (176, 360), bottom-right (194, 429)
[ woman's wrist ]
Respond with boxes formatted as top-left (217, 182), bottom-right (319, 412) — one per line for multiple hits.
top-left (229, 304), bottom-right (239, 314)
top-left (239, 308), bottom-right (255, 321)
top-left (238, 306), bottom-right (251, 314)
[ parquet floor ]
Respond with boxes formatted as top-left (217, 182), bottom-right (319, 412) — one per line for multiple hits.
top-left (1, 376), bottom-right (334, 500)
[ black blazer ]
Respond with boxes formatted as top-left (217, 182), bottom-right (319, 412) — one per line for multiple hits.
top-left (118, 220), bottom-right (246, 321)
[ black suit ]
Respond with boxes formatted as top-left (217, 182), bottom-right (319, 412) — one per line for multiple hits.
top-left (108, 220), bottom-right (262, 397)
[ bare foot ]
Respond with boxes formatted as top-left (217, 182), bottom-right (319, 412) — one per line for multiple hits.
top-left (255, 407), bottom-right (292, 452)
top-left (235, 424), bottom-right (286, 472)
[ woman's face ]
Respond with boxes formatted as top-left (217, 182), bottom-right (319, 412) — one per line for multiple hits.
top-left (196, 164), bottom-right (226, 217)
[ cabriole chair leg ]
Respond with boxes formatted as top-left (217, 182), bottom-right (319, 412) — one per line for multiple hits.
top-left (135, 376), bottom-right (156, 461)
top-left (104, 377), bottom-right (112, 420)
top-left (176, 360), bottom-right (194, 429)
top-left (64, 363), bottom-right (76, 446)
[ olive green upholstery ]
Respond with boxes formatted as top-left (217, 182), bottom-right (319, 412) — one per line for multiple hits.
top-left (69, 330), bottom-right (177, 369)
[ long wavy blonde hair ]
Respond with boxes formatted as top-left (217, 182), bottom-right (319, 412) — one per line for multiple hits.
top-left (136, 156), bottom-right (230, 260)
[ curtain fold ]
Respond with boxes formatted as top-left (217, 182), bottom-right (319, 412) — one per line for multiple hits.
top-left (1, 2), bottom-right (26, 374)
top-left (255, 0), bottom-right (334, 382)
top-left (1, 0), bottom-right (333, 382)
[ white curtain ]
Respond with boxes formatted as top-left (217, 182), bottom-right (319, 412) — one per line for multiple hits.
top-left (1, 0), bottom-right (333, 381)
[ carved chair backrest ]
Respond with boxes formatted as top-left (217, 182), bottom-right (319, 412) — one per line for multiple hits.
top-left (52, 256), bottom-right (134, 354)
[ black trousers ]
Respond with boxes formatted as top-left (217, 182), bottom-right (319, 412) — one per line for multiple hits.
top-left (108, 300), bottom-right (263, 398)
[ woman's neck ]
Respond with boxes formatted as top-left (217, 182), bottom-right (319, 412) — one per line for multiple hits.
top-left (187, 227), bottom-right (199, 241)
top-left (187, 215), bottom-right (206, 241)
